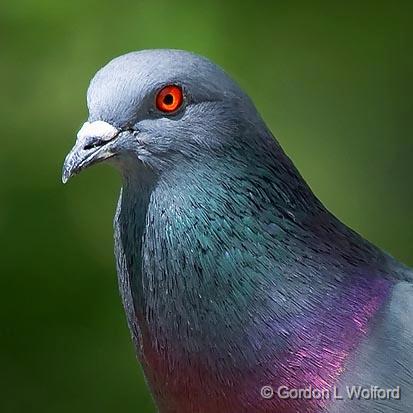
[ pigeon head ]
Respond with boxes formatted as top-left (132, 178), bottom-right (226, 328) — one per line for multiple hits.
top-left (62, 49), bottom-right (264, 182)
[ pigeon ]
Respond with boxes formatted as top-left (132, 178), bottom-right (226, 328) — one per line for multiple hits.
top-left (62, 49), bottom-right (413, 413)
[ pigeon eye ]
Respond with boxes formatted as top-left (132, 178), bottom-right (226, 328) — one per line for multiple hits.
top-left (156, 85), bottom-right (183, 113)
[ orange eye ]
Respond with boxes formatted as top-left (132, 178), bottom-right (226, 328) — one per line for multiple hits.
top-left (156, 85), bottom-right (184, 113)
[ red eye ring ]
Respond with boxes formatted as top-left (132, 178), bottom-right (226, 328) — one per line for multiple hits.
top-left (156, 85), bottom-right (184, 113)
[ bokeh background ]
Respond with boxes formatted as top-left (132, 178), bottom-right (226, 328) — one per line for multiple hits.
top-left (1, 1), bottom-right (412, 412)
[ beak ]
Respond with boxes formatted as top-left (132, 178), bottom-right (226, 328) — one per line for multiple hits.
top-left (62, 121), bottom-right (120, 183)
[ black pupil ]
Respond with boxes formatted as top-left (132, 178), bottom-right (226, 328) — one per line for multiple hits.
top-left (163, 94), bottom-right (174, 105)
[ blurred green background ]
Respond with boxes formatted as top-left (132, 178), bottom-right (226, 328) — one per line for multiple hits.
top-left (1, 1), bottom-right (412, 412)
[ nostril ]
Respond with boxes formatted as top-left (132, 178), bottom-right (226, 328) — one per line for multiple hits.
top-left (84, 143), bottom-right (99, 150)
top-left (83, 137), bottom-right (106, 150)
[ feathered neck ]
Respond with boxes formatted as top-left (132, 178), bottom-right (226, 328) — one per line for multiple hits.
top-left (115, 144), bottom-right (395, 412)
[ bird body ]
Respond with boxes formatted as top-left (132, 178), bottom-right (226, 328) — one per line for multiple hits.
top-left (63, 50), bottom-right (413, 412)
